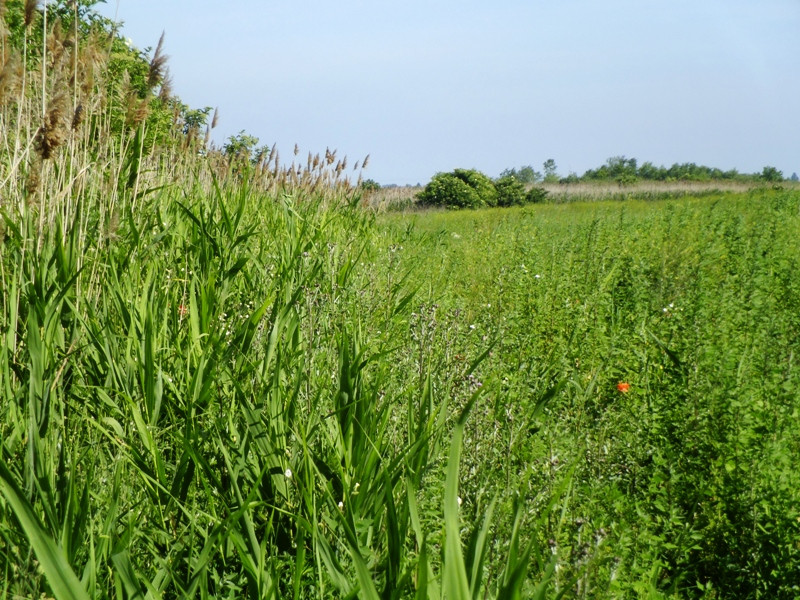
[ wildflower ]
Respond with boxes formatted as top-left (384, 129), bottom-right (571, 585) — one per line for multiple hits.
top-left (457, 496), bottom-right (463, 507)
top-left (617, 382), bottom-right (631, 393)
top-left (284, 468), bottom-right (292, 479)
top-left (178, 304), bottom-right (188, 317)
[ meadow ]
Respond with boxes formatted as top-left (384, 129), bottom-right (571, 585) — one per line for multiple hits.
top-left (2, 4), bottom-right (800, 598)
top-left (2, 177), bottom-right (799, 598)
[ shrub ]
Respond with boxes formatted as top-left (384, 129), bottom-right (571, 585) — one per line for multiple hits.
top-left (418, 169), bottom-right (497, 209)
top-left (494, 175), bottom-right (528, 206)
top-left (360, 178), bottom-right (381, 191)
top-left (526, 186), bottom-right (548, 204)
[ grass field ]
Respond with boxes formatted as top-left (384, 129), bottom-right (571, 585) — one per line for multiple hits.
top-left (2, 179), bottom-right (799, 598)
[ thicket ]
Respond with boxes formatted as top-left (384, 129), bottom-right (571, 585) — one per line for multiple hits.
top-left (417, 168), bottom-right (547, 210)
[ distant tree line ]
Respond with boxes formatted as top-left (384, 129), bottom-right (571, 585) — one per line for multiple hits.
top-left (502, 157), bottom-right (787, 186)
top-left (412, 157), bottom-right (790, 210)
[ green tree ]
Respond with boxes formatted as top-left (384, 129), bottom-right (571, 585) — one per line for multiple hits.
top-left (543, 159), bottom-right (558, 183)
top-left (760, 166), bottom-right (783, 182)
top-left (360, 179), bottom-right (381, 191)
top-left (499, 165), bottom-right (541, 183)
top-left (224, 130), bottom-right (260, 162)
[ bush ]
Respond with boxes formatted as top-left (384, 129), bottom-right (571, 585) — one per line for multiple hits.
top-left (526, 186), bottom-right (548, 204)
top-left (418, 169), bottom-right (497, 209)
top-left (360, 178), bottom-right (381, 191)
top-left (494, 175), bottom-right (528, 206)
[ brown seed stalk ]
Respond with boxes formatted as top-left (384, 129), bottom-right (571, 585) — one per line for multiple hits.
top-left (71, 103), bottom-right (84, 130)
top-left (25, 158), bottom-right (42, 197)
top-left (0, 54), bottom-right (23, 106)
top-left (36, 89), bottom-right (71, 159)
top-left (147, 31), bottom-right (169, 89)
top-left (24, 0), bottom-right (38, 28)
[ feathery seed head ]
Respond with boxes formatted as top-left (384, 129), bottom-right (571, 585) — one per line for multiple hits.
top-left (36, 89), bottom-right (71, 159)
top-left (158, 69), bottom-right (174, 101)
top-left (147, 31), bottom-right (169, 89)
top-left (24, 0), bottom-right (38, 27)
top-left (25, 159), bottom-right (42, 197)
top-left (71, 103), bottom-right (84, 130)
top-left (0, 54), bottom-right (23, 106)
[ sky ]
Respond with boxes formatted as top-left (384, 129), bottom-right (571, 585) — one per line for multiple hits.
top-left (94, 0), bottom-right (800, 185)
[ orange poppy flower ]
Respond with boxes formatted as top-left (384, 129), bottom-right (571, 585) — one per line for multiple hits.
top-left (616, 382), bottom-right (631, 393)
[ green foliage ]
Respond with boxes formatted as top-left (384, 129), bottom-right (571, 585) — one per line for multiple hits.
top-left (360, 178), bottom-right (382, 191)
top-left (390, 189), bottom-right (800, 597)
top-left (500, 165), bottom-right (541, 184)
top-left (494, 175), bottom-right (528, 207)
top-left (223, 130), bottom-right (260, 160)
top-left (526, 186), bottom-right (548, 203)
top-left (581, 157), bottom-right (762, 183)
top-left (542, 159), bottom-right (559, 182)
top-left (760, 165), bottom-right (783, 182)
top-left (418, 168), bottom-right (498, 209)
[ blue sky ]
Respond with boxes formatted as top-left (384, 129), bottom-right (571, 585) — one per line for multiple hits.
top-left (96, 0), bottom-right (799, 185)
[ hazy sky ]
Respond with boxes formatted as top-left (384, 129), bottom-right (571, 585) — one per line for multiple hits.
top-left (96, 0), bottom-right (799, 185)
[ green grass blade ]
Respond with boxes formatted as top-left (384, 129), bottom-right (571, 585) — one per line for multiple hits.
top-left (0, 461), bottom-right (90, 600)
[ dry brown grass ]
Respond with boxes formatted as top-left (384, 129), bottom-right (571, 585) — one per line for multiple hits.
top-left (361, 180), bottom-right (799, 212)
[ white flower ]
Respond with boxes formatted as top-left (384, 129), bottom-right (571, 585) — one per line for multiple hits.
top-left (284, 468), bottom-right (292, 479)
top-left (457, 496), bottom-right (463, 507)
top-left (534, 274), bottom-right (541, 279)
top-left (338, 501), bottom-right (344, 511)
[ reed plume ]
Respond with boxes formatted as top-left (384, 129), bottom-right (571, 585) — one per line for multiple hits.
top-left (36, 88), bottom-right (71, 159)
top-left (71, 103), bottom-right (83, 130)
top-left (147, 31), bottom-right (168, 89)
top-left (0, 54), bottom-right (23, 106)
top-left (24, 0), bottom-right (38, 28)
top-left (25, 158), bottom-right (42, 197)
top-left (158, 68), bottom-right (173, 101)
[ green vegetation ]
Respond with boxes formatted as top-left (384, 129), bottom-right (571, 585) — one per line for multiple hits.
top-left (2, 3), bottom-right (799, 599)
top-left (500, 157), bottom-right (787, 188)
top-left (417, 169), bottom-right (548, 210)
top-left (417, 168), bottom-right (499, 209)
